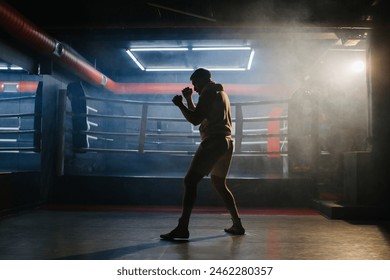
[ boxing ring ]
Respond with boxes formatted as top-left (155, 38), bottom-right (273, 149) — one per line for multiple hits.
top-left (0, 81), bottom-right (290, 178)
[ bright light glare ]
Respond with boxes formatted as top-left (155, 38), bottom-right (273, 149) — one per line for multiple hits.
top-left (247, 49), bottom-right (255, 70)
top-left (126, 46), bottom-right (255, 72)
top-left (351, 60), bottom-right (365, 73)
top-left (129, 48), bottom-right (188, 51)
top-left (145, 68), bottom-right (194, 72)
top-left (9, 65), bottom-right (23, 70)
top-left (126, 50), bottom-right (145, 71)
top-left (192, 47), bottom-right (251, 51)
top-left (0, 63), bottom-right (23, 70)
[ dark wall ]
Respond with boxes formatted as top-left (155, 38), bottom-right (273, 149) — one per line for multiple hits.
top-left (0, 172), bottom-right (41, 215)
top-left (369, 1), bottom-right (390, 206)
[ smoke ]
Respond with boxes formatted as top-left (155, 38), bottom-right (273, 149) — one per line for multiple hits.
top-left (214, 0), bottom-right (312, 24)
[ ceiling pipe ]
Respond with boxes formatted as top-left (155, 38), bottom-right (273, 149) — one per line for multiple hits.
top-left (0, 81), bottom-right (287, 95)
top-left (0, 0), bottom-right (286, 96)
top-left (0, 81), bottom-right (38, 93)
top-left (0, 0), bottom-right (115, 90)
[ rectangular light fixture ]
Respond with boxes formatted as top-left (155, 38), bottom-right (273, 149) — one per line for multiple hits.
top-left (145, 68), bottom-right (194, 72)
top-left (126, 50), bottom-right (145, 71)
top-left (129, 47), bottom-right (189, 52)
top-left (126, 46), bottom-right (255, 72)
top-left (10, 65), bottom-right (23, 70)
top-left (247, 49), bottom-right (255, 70)
top-left (0, 63), bottom-right (23, 71)
top-left (145, 68), bottom-right (247, 72)
top-left (192, 47), bottom-right (251, 51)
top-left (206, 68), bottom-right (247, 71)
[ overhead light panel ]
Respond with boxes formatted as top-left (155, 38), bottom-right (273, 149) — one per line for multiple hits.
top-left (129, 47), bottom-right (189, 52)
top-left (10, 65), bottom-right (23, 70)
top-left (192, 47), bottom-right (251, 51)
top-left (0, 63), bottom-right (24, 71)
top-left (205, 68), bottom-right (246, 71)
top-left (145, 68), bottom-right (194, 72)
top-left (126, 50), bottom-right (145, 71)
top-left (247, 49), bottom-right (255, 70)
top-left (126, 46), bottom-right (255, 72)
top-left (343, 39), bottom-right (361, 47)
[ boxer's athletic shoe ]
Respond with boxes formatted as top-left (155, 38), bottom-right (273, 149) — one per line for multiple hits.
top-left (224, 218), bottom-right (245, 235)
top-left (160, 227), bottom-right (189, 240)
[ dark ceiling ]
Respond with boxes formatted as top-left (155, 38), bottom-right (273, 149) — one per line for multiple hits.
top-left (4, 0), bottom-right (376, 27)
top-left (0, 0), bottom-right (383, 89)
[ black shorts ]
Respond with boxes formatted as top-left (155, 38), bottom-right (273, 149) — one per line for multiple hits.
top-left (188, 136), bottom-right (233, 178)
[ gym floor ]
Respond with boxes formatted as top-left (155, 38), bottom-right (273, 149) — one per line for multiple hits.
top-left (0, 205), bottom-right (389, 260)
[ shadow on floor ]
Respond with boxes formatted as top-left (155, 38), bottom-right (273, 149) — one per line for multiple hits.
top-left (55, 234), bottom-right (227, 260)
